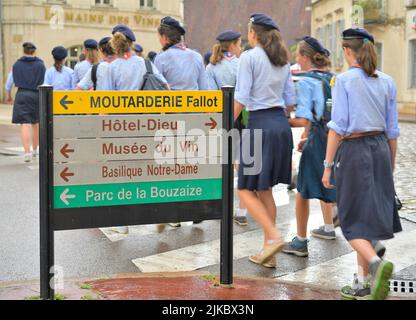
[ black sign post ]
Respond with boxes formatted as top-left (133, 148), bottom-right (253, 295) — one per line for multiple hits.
top-left (220, 86), bottom-right (234, 286)
top-left (39, 85), bottom-right (54, 300)
top-left (38, 86), bottom-right (234, 300)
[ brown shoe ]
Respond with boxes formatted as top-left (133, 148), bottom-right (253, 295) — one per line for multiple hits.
top-left (249, 255), bottom-right (277, 269)
top-left (258, 240), bottom-right (285, 264)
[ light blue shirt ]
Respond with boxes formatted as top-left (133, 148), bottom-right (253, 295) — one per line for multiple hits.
top-left (155, 46), bottom-right (209, 90)
top-left (5, 71), bottom-right (14, 92)
top-left (328, 67), bottom-right (400, 139)
top-left (44, 66), bottom-right (74, 90)
top-left (295, 77), bottom-right (325, 122)
top-left (73, 60), bottom-right (92, 87)
top-left (108, 54), bottom-right (166, 91)
top-left (78, 60), bottom-right (112, 91)
top-left (235, 46), bottom-right (296, 111)
top-left (206, 56), bottom-right (239, 90)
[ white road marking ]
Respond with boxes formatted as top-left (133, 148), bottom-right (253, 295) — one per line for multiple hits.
top-left (132, 229), bottom-right (264, 273)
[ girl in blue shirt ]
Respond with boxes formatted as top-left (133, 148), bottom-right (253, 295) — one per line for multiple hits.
top-left (322, 28), bottom-right (401, 300)
top-left (44, 46), bottom-right (74, 90)
top-left (234, 14), bottom-right (296, 268)
top-left (206, 31), bottom-right (249, 227)
top-left (108, 24), bottom-right (166, 91)
top-left (283, 37), bottom-right (337, 258)
top-left (155, 16), bottom-right (208, 90)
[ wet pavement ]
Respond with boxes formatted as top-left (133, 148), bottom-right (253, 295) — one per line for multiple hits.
top-left (395, 122), bottom-right (416, 222)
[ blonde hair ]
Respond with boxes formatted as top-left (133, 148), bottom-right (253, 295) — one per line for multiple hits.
top-left (343, 39), bottom-right (378, 78)
top-left (298, 41), bottom-right (331, 69)
top-left (110, 32), bottom-right (133, 56)
top-left (210, 39), bottom-right (240, 65)
top-left (85, 48), bottom-right (99, 65)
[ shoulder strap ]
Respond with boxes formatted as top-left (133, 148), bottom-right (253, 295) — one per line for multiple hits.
top-left (91, 63), bottom-right (100, 91)
top-left (144, 59), bottom-right (153, 74)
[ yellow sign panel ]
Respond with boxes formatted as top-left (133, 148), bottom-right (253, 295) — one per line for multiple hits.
top-left (53, 91), bottom-right (223, 115)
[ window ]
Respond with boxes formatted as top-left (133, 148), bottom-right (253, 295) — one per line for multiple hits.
top-left (95, 0), bottom-right (112, 5)
top-left (140, 0), bottom-right (156, 9)
top-left (375, 42), bottom-right (383, 71)
top-left (66, 45), bottom-right (83, 70)
top-left (410, 40), bottom-right (416, 88)
top-left (329, 22), bottom-right (337, 66)
top-left (337, 19), bottom-right (345, 68)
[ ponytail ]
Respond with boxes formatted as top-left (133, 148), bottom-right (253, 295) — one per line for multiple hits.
top-left (249, 22), bottom-right (289, 67)
top-left (54, 59), bottom-right (64, 72)
top-left (110, 32), bottom-right (132, 57)
top-left (343, 39), bottom-right (378, 78)
top-left (298, 40), bottom-right (331, 69)
top-left (85, 48), bottom-right (100, 65)
top-left (210, 39), bottom-right (239, 65)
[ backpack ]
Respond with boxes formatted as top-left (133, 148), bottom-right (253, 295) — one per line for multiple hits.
top-left (91, 63), bottom-right (100, 91)
top-left (301, 70), bottom-right (333, 133)
top-left (141, 59), bottom-right (169, 90)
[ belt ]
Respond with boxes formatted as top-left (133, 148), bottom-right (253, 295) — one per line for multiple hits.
top-left (342, 131), bottom-right (384, 140)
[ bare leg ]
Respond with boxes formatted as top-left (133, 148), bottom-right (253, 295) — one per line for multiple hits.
top-left (31, 124), bottom-right (39, 152)
top-left (357, 252), bottom-right (369, 278)
top-left (257, 189), bottom-right (281, 245)
top-left (320, 201), bottom-right (335, 225)
top-left (349, 239), bottom-right (378, 264)
top-left (296, 192), bottom-right (310, 238)
top-left (21, 124), bottom-right (31, 154)
top-left (239, 189), bottom-right (279, 242)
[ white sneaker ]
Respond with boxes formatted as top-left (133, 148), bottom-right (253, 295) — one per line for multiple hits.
top-left (108, 226), bottom-right (129, 235)
top-left (169, 223), bottom-right (181, 228)
top-left (24, 153), bottom-right (32, 163)
top-left (32, 148), bottom-right (39, 158)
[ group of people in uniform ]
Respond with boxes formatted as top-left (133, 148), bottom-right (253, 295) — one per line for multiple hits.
top-left (5, 13), bottom-right (401, 300)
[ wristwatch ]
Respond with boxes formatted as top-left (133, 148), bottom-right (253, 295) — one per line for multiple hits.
top-left (323, 160), bottom-right (334, 169)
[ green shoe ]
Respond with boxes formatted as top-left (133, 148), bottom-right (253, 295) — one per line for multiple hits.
top-left (370, 260), bottom-right (394, 300)
top-left (341, 285), bottom-right (372, 300)
top-left (341, 274), bottom-right (372, 300)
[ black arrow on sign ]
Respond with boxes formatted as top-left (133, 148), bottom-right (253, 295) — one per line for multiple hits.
top-left (60, 95), bottom-right (74, 110)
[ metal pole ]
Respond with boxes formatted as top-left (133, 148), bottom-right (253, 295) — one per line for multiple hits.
top-left (39, 85), bottom-right (54, 300)
top-left (220, 86), bottom-right (234, 286)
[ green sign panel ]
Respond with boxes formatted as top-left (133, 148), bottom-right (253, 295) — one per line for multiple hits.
top-left (54, 179), bottom-right (222, 209)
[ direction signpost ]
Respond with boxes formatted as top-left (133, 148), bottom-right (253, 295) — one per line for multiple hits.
top-left (39, 87), bottom-right (234, 300)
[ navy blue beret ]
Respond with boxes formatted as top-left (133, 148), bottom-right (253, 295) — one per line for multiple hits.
top-left (84, 39), bottom-right (98, 50)
top-left (134, 44), bottom-right (143, 52)
top-left (51, 46), bottom-right (68, 60)
top-left (303, 36), bottom-right (330, 56)
top-left (99, 37), bottom-right (111, 47)
top-left (216, 31), bottom-right (241, 42)
top-left (23, 42), bottom-right (36, 50)
top-left (161, 16), bottom-right (186, 36)
top-left (112, 24), bottom-right (136, 42)
top-left (342, 28), bottom-right (374, 44)
top-left (250, 13), bottom-right (279, 31)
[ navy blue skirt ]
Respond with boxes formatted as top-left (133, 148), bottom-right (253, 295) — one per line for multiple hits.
top-left (12, 88), bottom-right (40, 124)
top-left (334, 134), bottom-right (402, 241)
top-left (238, 108), bottom-right (293, 191)
top-left (297, 123), bottom-right (336, 203)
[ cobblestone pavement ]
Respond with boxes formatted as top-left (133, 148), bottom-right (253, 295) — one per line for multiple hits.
top-left (395, 122), bottom-right (416, 221)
